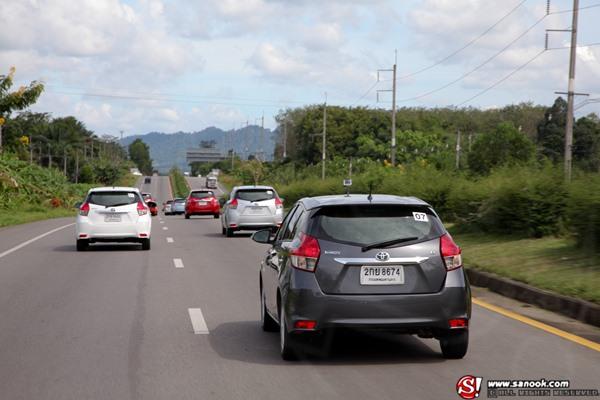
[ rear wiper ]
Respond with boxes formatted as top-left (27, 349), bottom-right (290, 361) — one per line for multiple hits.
top-left (361, 236), bottom-right (419, 252)
top-left (105, 203), bottom-right (131, 208)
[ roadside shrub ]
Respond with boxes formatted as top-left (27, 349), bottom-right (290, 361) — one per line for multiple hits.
top-left (476, 166), bottom-right (566, 237)
top-left (568, 175), bottom-right (600, 252)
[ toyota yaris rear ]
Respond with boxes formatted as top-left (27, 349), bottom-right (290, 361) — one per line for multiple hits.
top-left (254, 195), bottom-right (471, 360)
top-left (76, 187), bottom-right (152, 251)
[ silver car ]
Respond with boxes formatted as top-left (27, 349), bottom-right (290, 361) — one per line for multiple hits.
top-left (221, 186), bottom-right (284, 237)
top-left (171, 198), bottom-right (186, 215)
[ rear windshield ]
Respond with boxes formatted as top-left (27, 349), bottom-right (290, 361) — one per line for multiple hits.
top-left (174, 199), bottom-right (186, 204)
top-left (310, 205), bottom-right (443, 247)
top-left (87, 191), bottom-right (140, 207)
top-left (235, 189), bottom-right (275, 202)
top-left (190, 191), bottom-right (214, 199)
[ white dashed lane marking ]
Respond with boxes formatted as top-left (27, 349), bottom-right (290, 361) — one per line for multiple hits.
top-left (173, 258), bottom-right (184, 269)
top-left (162, 227), bottom-right (168, 230)
top-left (188, 308), bottom-right (209, 334)
top-left (166, 237), bottom-right (174, 243)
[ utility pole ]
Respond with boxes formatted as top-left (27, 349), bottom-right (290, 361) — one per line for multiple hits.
top-left (547, 0), bottom-right (586, 181)
top-left (260, 113), bottom-right (264, 161)
top-left (322, 93), bottom-right (327, 180)
top-left (455, 130), bottom-right (462, 169)
top-left (230, 128), bottom-right (235, 170)
top-left (377, 50), bottom-right (398, 166)
top-left (564, 0), bottom-right (579, 182)
top-left (75, 151), bottom-right (79, 183)
top-left (282, 121), bottom-right (287, 159)
top-left (245, 120), bottom-right (249, 161)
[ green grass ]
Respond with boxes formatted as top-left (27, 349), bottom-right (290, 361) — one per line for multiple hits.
top-left (169, 169), bottom-right (189, 198)
top-left (452, 231), bottom-right (600, 304)
top-left (0, 206), bottom-right (76, 228)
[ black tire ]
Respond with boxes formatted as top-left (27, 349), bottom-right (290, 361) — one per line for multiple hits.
top-left (226, 227), bottom-right (234, 237)
top-left (221, 226), bottom-right (226, 235)
top-left (213, 214), bottom-right (220, 219)
top-left (185, 214), bottom-right (190, 219)
top-left (141, 238), bottom-right (151, 251)
top-left (76, 239), bottom-right (88, 252)
top-left (279, 306), bottom-right (298, 361)
top-left (261, 290), bottom-right (278, 332)
top-left (440, 330), bottom-right (469, 359)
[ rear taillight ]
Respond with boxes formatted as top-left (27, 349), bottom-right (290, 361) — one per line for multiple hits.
top-left (79, 202), bottom-right (90, 216)
top-left (294, 320), bottom-right (317, 330)
top-left (449, 318), bottom-right (468, 329)
top-left (290, 233), bottom-right (320, 272)
top-left (275, 197), bottom-right (283, 209)
top-left (229, 198), bottom-right (238, 209)
top-left (440, 233), bottom-right (462, 271)
top-left (137, 201), bottom-right (148, 216)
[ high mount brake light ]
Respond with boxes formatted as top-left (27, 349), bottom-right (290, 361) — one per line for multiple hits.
top-left (290, 233), bottom-right (320, 272)
top-left (440, 233), bottom-right (462, 271)
top-left (137, 201), bottom-right (148, 216)
top-left (79, 202), bottom-right (90, 216)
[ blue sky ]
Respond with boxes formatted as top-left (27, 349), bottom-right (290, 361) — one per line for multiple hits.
top-left (1, 0), bottom-right (599, 137)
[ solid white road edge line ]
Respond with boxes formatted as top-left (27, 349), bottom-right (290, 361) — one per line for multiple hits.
top-left (173, 258), bottom-right (184, 268)
top-left (166, 237), bottom-right (174, 243)
top-left (0, 223), bottom-right (75, 260)
top-left (188, 308), bottom-right (209, 334)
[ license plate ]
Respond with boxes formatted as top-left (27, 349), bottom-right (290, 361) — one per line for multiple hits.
top-left (198, 201), bottom-right (208, 205)
top-left (248, 207), bottom-right (265, 214)
top-left (360, 265), bottom-right (404, 285)
top-left (104, 214), bottom-right (121, 222)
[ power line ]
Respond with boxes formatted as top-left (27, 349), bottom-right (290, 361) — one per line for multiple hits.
top-left (397, 0), bottom-right (528, 81)
top-left (397, 14), bottom-right (547, 103)
top-left (456, 49), bottom-right (546, 106)
top-left (350, 80), bottom-right (379, 106)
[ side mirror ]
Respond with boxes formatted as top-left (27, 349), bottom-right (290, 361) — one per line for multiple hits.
top-left (218, 198), bottom-right (226, 207)
top-left (74, 201), bottom-right (82, 209)
top-left (279, 198), bottom-right (285, 203)
top-left (252, 229), bottom-right (274, 244)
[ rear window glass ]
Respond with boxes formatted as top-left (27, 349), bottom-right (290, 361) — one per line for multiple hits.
top-left (174, 199), bottom-right (186, 203)
top-left (310, 205), bottom-right (443, 247)
top-left (190, 191), bottom-right (214, 199)
top-left (87, 191), bottom-right (140, 207)
top-left (235, 189), bottom-right (275, 202)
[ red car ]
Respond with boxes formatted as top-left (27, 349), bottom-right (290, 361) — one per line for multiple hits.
top-left (185, 190), bottom-right (220, 219)
top-left (142, 192), bottom-right (158, 216)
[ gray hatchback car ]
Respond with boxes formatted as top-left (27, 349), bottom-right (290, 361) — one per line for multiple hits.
top-left (252, 194), bottom-right (471, 360)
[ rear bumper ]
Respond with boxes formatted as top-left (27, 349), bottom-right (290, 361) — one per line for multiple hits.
top-left (282, 268), bottom-right (471, 334)
top-left (76, 218), bottom-right (151, 241)
top-left (186, 205), bottom-right (220, 214)
top-left (226, 212), bottom-right (283, 229)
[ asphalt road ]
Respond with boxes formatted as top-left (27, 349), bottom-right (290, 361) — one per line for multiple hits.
top-left (0, 175), bottom-right (598, 400)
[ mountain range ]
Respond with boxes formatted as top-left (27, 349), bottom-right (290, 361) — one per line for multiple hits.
top-left (119, 125), bottom-right (276, 173)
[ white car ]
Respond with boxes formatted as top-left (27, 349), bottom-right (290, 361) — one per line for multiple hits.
top-left (221, 185), bottom-right (284, 237)
top-left (76, 187), bottom-right (152, 251)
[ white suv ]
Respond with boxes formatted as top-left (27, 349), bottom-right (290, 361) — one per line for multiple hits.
top-left (76, 187), bottom-right (152, 251)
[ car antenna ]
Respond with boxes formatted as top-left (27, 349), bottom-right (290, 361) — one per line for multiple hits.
top-left (367, 183), bottom-right (373, 202)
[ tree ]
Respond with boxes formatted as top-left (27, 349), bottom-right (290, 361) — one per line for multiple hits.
top-left (128, 139), bottom-right (153, 175)
top-left (0, 67), bottom-right (45, 152)
top-left (537, 97), bottom-right (568, 163)
top-left (468, 122), bottom-right (535, 174)
top-left (573, 115), bottom-right (600, 172)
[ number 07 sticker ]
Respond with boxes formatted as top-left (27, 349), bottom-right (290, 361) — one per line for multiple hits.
top-left (413, 212), bottom-right (428, 222)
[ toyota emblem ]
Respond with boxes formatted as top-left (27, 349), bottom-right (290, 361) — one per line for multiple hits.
top-left (375, 252), bottom-right (390, 261)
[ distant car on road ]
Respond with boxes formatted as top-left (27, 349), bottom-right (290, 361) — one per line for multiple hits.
top-left (221, 186), bottom-right (283, 237)
top-left (171, 198), bottom-right (186, 215)
top-left (163, 200), bottom-right (174, 215)
top-left (252, 194), bottom-right (470, 360)
top-left (205, 175), bottom-right (217, 189)
top-left (141, 192), bottom-right (158, 216)
top-left (75, 187), bottom-right (151, 251)
top-left (184, 171), bottom-right (190, 177)
top-left (185, 190), bottom-right (220, 219)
